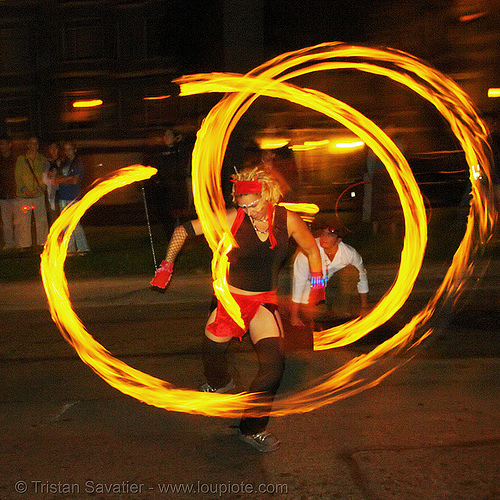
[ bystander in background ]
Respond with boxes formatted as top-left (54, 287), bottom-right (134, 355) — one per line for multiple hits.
top-left (43, 142), bottom-right (62, 225)
top-left (363, 123), bottom-right (405, 236)
top-left (0, 135), bottom-right (18, 250)
top-left (54, 141), bottom-right (90, 255)
top-left (248, 146), bottom-right (299, 203)
top-left (145, 128), bottom-right (192, 240)
top-left (14, 136), bottom-right (49, 250)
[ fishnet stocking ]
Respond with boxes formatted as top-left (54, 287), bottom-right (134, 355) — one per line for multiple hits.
top-left (165, 224), bottom-right (188, 262)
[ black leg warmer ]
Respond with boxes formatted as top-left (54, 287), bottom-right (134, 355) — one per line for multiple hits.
top-left (239, 336), bottom-right (285, 435)
top-left (202, 336), bottom-right (232, 389)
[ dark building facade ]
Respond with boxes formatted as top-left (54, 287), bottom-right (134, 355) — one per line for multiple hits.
top-left (0, 0), bottom-right (497, 212)
top-left (1, 0), bottom-right (498, 143)
top-left (0, 0), bottom-right (228, 144)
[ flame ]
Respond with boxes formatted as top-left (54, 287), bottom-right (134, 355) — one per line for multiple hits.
top-left (278, 202), bottom-right (319, 215)
top-left (278, 202), bottom-right (319, 223)
top-left (258, 138), bottom-right (290, 149)
top-left (178, 43), bottom-right (496, 353)
top-left (41, 44), bottom-right (497, 418)
top-left (179, 69), bottom-right (427, 351)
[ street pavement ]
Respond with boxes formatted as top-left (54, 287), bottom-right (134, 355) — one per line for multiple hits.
top-left (1, 257), bottom-right (499, 499)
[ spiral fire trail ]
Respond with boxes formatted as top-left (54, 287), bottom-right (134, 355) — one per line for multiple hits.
top-left (41, 44), bottom-right (497, 417)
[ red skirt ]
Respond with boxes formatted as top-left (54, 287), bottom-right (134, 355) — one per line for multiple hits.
top-left (206, 290), bottom-right (278, 340)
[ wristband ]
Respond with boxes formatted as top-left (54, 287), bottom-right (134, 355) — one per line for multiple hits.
top-left (309, 271), bottom-right (326, 304)
top-left (310, 272), bottom-right (326, 288)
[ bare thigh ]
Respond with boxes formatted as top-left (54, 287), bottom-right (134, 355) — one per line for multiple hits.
top-left (249, 304), bottom-right (283, 344)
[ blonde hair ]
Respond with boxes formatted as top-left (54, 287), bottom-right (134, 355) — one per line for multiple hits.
top-left (231, 165), bottom-right (282, 205)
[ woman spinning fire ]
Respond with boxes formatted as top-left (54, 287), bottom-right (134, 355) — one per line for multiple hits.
top-left (151, 165), bottom-right (322, 452)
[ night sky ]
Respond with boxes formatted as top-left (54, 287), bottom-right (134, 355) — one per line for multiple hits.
top-left (155, 0), bottom-right (381, 72)
top-left (263, 0), bottom-right (377, 51)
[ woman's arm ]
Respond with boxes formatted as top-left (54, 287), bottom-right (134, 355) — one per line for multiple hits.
top-left (164, 208), bottom-right (238, 262)
top-left (291, 250), bottom-right (313, 304)
top-left (151, 222), bottom-right (198, 291)
top-left (287, 210), bottom-right (322, 273)
top-left (287, 210), bottom-right (325, 308)
top-left (151, 208), bottom-right (238, 290)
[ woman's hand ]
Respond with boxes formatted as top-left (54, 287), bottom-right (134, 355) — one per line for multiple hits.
top-left (308, 272), bottom-right (326, 305)
top-left (150, 261), bottom-right (174, 292)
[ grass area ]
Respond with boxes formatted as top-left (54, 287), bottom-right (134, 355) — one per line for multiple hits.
top-left (0, 206), bottom-right (497, 282)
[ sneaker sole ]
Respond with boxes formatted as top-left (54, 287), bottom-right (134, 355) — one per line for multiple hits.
top-left (237, 430), bottom-right (280, 453)
top-left (199, 379), bottom-right (235, 393)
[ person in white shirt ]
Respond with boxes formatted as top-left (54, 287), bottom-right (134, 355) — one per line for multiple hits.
top-left (291, 223), bottom-right (369, 326)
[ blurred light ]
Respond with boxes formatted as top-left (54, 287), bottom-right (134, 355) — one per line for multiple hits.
top-left (488, 88), bottom-right (500, 98)
top-left (72, 99), bottom-right (103, 108)
top-left (144, 95), bottom-right (171, 100)
top-left (290, 139), bottom-right (329, 151)
top-left (41, 44), bottom-right (497, 421)
top-left (335, 140), bottom-right (364, 148)
top-left (459, 12), bottom-right (486, 22)
top-left (5, 116), bottom-right (29, 124)
top-left (22, 205), bottom-right (34, 213)
top-left (350, 191), bottom-right (356, 198)
top-left (258, 138), bottom-right (289, 149)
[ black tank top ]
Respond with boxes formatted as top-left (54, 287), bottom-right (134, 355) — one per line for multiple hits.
top-left (228, 205), bottom-right (289, 292)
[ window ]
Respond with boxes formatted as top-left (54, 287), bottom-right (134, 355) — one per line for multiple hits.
top-left (145, 17), bottom-right (162, 59)
top-left (0, 25), bottom-right (31, 72)
top-left (0, 97), bottom-right (31, 135)
top-left (62, 19), bottom-right (108, 61)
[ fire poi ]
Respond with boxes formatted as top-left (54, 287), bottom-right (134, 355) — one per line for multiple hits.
top-left (41, 43), bottom-right (497, 418)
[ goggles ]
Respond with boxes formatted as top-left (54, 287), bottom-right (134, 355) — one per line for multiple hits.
top-left (237, 197), bottom-right (261, 209)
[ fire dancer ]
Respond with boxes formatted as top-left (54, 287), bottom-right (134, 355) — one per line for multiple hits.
top-left (151, 164), bottom-right (322, 452)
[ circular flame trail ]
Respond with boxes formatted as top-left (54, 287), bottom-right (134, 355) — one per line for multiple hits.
top-left (41, 44), bottom-right (497, 418)
top-left (182, 72), bottom-right (427, 346)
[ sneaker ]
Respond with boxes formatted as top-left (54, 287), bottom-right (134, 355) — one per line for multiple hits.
top-left (237, 429), bottom-right (280, 453)
top-left (199, 379), bottom-right (235, 393)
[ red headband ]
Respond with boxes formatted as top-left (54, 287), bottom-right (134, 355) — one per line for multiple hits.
top-left (231, 179), bottom-right (262, 196)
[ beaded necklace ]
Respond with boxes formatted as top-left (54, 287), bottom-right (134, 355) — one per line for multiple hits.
top-left (250, 216), bottom-right (269, 234)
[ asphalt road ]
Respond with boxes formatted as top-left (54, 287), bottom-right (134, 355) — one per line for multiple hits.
top-left (1, 259), bottom-right (499, 499)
